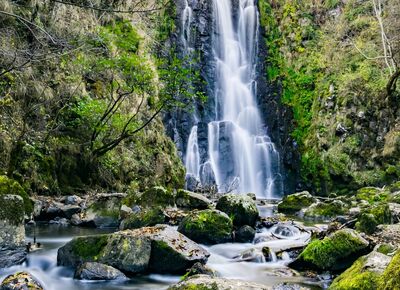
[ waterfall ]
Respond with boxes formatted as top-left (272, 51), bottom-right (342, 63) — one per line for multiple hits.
top-left (182, 0), bottom-right (281, 199)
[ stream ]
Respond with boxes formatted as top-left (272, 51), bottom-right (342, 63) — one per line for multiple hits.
top-left (0, 203), bottom-right (325, 289)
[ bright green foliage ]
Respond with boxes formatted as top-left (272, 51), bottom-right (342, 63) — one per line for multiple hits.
top-left (329, 256), bottom-right (380, 290)
top-left (379, 251), bottom-right (400, 289)
top-left (258, 0), bottom-right (399, 192)
top-left (295, 229), bottom-right (368, 270)
top-left (0, 175), bottom-right (32, 215)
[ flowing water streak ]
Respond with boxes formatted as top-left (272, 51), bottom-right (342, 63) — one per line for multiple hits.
top-left (181, 0), bottom-right (202, 181)
top-left (207, 0), bottom-right (279, 198)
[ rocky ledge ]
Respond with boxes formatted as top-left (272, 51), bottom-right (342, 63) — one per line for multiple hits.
top-left (57, 224), bottom-right (209, 275)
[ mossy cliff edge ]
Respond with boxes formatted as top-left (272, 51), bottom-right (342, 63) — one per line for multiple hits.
top-left (258, 0), bottom-right (400, 194)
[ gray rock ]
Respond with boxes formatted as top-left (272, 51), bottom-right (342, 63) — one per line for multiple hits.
top-left (64, 195), bottom-right (82, 205)
top-left (57, 225), bottom-right (209, 275)
top-left (216, 194), bottom-right (259, 227)
top-left (1, 272), bottom-right (43, 290)
top-left (235, 225), bottom-right (256, 243)
top-left (167, 274), bottom-right (271, 290)
top-left (119, 205), bottom-right (133, 219)
top-left (175, 189), bottom-right (212, 209)
top-left (60, 205), bottom-right (81, 219)
top-left (74, 262), bottom-right (126, 280)
top-left (0, 195), bottom-right (27, 268)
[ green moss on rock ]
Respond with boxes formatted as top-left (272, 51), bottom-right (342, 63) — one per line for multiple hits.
top-left (0, 194), bottom-right (25, 225)
top-left (290, 229), bottom-right (369, 271)
top-left (71, 235), bottom-right (109, 260)
top-left (278, 191), bottom-right (316, 214)
top-left (379, 250), bottom-right (400, 289)
top-left (178, 210), bottom-right (233, 245)
top-left (0, 175), bottom-right (32, 215)
top-left (304, 200), bottom-right (348, 220)
top-left (216, 194), bottom-right (258, 227)
top-left (120, 207), bottom-right (165, 230)
top-left (138, 186), bottom-right (175, 207)
top-left (330, 255), bottom-right (381, 290)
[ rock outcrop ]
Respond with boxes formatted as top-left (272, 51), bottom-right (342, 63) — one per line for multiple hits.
top-left (289, 229), bottom-right (369, 271)
top-left (216, 194), bottom-right (259, 227)
top-left (74, 262), bottom-right (126, 280)
top-left (1, 272), bottom-right (44, 290)
top-left (57, 225), bottom-right (209, 275)
top-left (0, 195), bottom-right (27, 268)
top-left (178, 209), bottom-right (233, 244)
top-left (167, 274), bottom-right (271, 290)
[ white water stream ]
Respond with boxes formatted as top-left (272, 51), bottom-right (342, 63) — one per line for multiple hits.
top-left (184, 0), bottom-right (281, 199)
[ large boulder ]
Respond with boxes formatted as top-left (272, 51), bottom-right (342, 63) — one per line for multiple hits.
top-left (74, 262), bottom-right (126, 280)
top-left (330, 251), bottom-right (391, 290)
top-left (216, 194), bottom-right (258, 227)
top-left (303, 200), bottom-right (348, 221)
top-left (82, 193), bottom-right (126, 228)
top-left (167, 274), bottom-right (270, 290)
top-left (175, 189), bottom-right (212, 209)
top-left (0, 195), bottom-right (27, 268)
top-left (277, 191), bottom-right (316, 214)
top-left (178, 209), bottom-right (233, 244)
top-left (1, 272), bottom-right (43, 290)
top-left (119, 207), bottom-right (165, 230)
top-left (289, 229), bottom-right (369, 271)
top-left (137, 186), bottom-right (175, 207)
top-left (235, 225), bottom-right (256, 243)
top-left (57, 225), bottom-right (209, 275)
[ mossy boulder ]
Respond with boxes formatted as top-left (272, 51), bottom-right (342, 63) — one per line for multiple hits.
top-left (304, 200), bottom-right (348, 220)
top-left (84, 193), bottom-right (126, 228)
top-left (329, 251), bottom-right (391, 290)
top-left (0, 175), bottom-right (32, 215)
top-left (356, 202), bottom-right (392, 234)
top-left (119, 207), bottom-right (165, 230)
top-left (178, 209), bottom-right (233, 245)
top-left (235, 225), bottom-right (256, 243)
top-left (289, 229), bottom-right (369, 271)
top-left (167, 274), bottom-right (270, 290)
top-left (355, 187), bottom-right (389, 204)
top-left (277, 191), bottom-right (316, 214)
top-left (356, 213), bottom-right (379, 234)
top-left (57, 225), bottom-right (209, 275)
top-left (137, 186), bottom-right (175, 207)
top-left (216, 194), bottom-right (258, 227)
top-left (1, 271), bottom-right (44, 290)
top-left (0, 195), bottom-right (27, 268)
top-left (379, 250), bottom-right (400, 289)
top-left (175, 189), bottom-right (211, 210)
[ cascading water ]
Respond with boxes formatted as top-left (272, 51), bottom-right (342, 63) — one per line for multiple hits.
top-left (183, 0), bottom-right (281, 198)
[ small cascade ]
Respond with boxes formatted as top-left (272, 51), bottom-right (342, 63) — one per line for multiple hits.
top-left (185, 125), bottom-right (201, 180)
top-left (181, 0), bottom-right (193, 52)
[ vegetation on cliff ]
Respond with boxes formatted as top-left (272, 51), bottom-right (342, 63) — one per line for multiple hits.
top-left (258, 0), bottom-right (400, 193)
